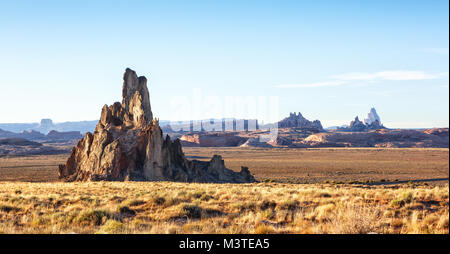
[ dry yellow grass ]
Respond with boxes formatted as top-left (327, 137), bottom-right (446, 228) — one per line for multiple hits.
top-left (0, 181), bottom-right (447, 234)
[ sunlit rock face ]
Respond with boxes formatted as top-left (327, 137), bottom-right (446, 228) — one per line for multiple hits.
top-left (364, 108), bottom-right (381, 126)
top-left (58, 68), bottom-right (255, 183)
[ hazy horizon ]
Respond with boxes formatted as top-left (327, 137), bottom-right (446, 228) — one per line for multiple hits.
top-left (0, 0), bottom-right (448, 128)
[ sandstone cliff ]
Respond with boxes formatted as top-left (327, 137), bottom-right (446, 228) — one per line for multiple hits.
top-left (58, 68), bottom-right (255, 183)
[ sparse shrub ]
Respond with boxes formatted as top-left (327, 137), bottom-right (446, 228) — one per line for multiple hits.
top-left (400, 192), bottom-right (413, 203)
top-left (200, 194), bottom-right (214, 201)
top-left (165, 197), bottom-right (181, 207)
top-left (246, 201), bottom-right (257, 211)
top-left (260, 200), bottom-right (277, 211)
top-left (391, 219), bottom-right (403, 228)
top-left (331, 204), bottom-right (380, 234)
top-left (31, 215), bottom-right (51, 228)
top-left (125, 199), bottom-right (145, 207)
top-left (232, 202), bottom-right (245, 212)
top-left (0, 204), bottom-right (21, 213)
top-left (190, 191), bottom-right (206, 200)
top-left (181, 204), bottom-right (203, 219)
top-left (260, 209), bottom-right (274, 220)
top-left (118, 206), bottom-right (136, 217)
top-left (75, 209), bottom-right (114, 226)
top-left (315, 192), bottom-right (332, 198)
top-left (97, 220), bottom-right (125, 234)
top-left (183, 223), bottom-right (203, 233)
top-left (437, 214), bottom-right (449, 230)
top-left (131, 218), bottom-right (152, 231)
top-left (151, 196), bottom-right (166, 205)
top-left (254, 225), bottom-right (275, 234)
top-left (390, 192), bottom-right (414, 208)
top-left (315, 203), bottom-right (336, 221)
top-left (166, 226), bottom-right (178, 234)
top-left (278, 200), bottom-right (298, 210)
top-left (390, 199), bottom-right (405, 208)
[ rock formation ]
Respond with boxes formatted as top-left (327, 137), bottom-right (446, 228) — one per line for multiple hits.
top-left (0, 138), bottom-right (69, 157)
top-left (58, 68), bottom-right (255, 183)
top-left (180, 132), bottom-right (248, 147)
top-left (338, 109), bottom-right (386, 132)
top-left (0, 128), bottom-right (81, 142)
top-left (278, 112), bottom-right (323, 132)
top-left (364, 107), bottom-right (381, 125)
top-left (301, 128), bottom-right (449, 148)
top-left (348, 116), bottom-right (367, 131)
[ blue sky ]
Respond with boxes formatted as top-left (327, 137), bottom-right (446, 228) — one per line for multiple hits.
top-left (0, 0), bottom-right (448, 128)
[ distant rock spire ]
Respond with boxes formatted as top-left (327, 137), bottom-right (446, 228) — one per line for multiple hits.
top-left (364, 107), bottom-right (381, 125)
top-left (122, 68), bottom-right (153, 125)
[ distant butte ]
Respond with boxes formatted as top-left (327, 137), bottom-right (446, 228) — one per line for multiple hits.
top-left (278, 112), bottom-right (323, 132)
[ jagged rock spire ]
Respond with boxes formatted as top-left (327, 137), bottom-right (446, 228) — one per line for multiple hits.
top-left (122, 68), bottom-right (153, 125)
top-left (278, 112), bottom-right (323, 131)
top-left (58, 68), bottom-right (255, 183)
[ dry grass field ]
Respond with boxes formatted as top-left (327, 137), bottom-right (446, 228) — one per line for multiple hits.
top-left (0, 147), bottom-right (448, 234)
top-left (0, 181), bottom-right (447, 234)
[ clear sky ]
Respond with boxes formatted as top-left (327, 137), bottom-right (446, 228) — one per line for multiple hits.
top-left (0, 0), bottom-right (448, 128)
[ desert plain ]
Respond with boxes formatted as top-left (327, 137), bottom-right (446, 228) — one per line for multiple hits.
top-left (0, 147), bottom-right (448, 234)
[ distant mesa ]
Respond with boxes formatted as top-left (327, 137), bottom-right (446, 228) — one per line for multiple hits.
top-left (278, 112), bottom-right (323, 132)
top-left (58, 68), bottom-right (255, 183)
top-left (0, 137), bottom-right (70, 157)
top-left (0, 119), bottom-right (97, 135)
top-left (0, 127), bottom-right (82, 142)
top-left (0, 138), bottom-right (42, 147)
top-left (39, 118), bottom-right (54, 132)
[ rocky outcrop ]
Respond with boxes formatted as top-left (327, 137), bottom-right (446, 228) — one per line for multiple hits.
top-left (364, 108), bottom-right (381, 125)
top-left (0, 138), bottom-right (42, 147)
top-left (348, 116), bottom-right (367, 131)
top-left (424, 128), bottom-right (449, 138)
top-left (1, 128), bottom-right (81, 142)
top-left (46, 130), bottom-right (82, 141)
top-left (240, 137), bottom-right (274, 148)
top-left (180, 132), bottom-right (248, 147)
top-left (19, 130), bottom-right (47, 140)
top-left (58, 68), bottom-right (255, 183)
top-left (339, 111), bottom-right (386, 132)
top-left (0, 138), bottom-right (68, 157)
top-left (0, 128), bottom-right (15, 138)
top-left (278, 112), bottom-right (323, 132)
top-left (301, 128), bottom-right (449, 148)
